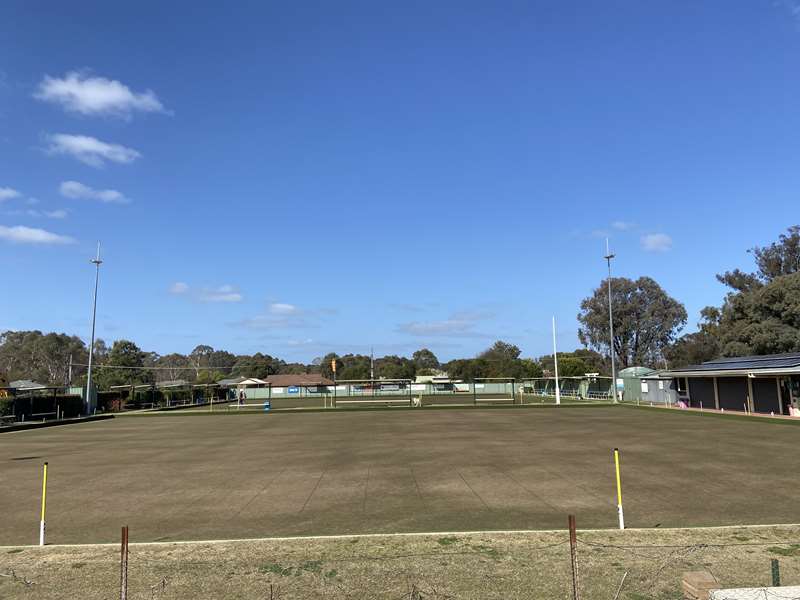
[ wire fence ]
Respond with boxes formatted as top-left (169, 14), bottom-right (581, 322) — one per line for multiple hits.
top-left (4, 523), bottom-right (800, 599)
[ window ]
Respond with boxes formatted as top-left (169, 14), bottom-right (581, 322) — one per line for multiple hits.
top-left (675, 377), bottom-right (687, 394)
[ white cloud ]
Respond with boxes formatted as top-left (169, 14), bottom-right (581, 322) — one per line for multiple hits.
top-left (236, 302), bottom-right (336, 330)
top-left (60, 180), bottom-right (130, 204)
top-left (46, 134), bottom-right (141, 167)
top-left (397, 309), bottom-right (495, 338)
top-left (0, 187), bottom-right (21, 202)
top-left (26, 197), bottom-right (40, 205)
top-left (269, 302), bottom-right (299, 315)
top-left (238, 314), bottom-right (312, 329)
top-left (777, 0), bottom-right (800, 21)
top-left (611, 221), bottom-right (637, 231)
top-left (34, 71), bottom-right (168, 118)
top-left (12, 208), bottom-right (68, 219)
top-left (169, 282), bottom-right (189, 295)
top-left (169, 282), bottom-right (243, 302)
top-left (199, 285), bottom-right (242, 303)
top-left (641, 233), bottom-right (673, 253)
top-left (0, 225), bottom-right (75, 245)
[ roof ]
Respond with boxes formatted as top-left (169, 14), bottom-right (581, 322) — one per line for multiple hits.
top-left (9, 379), bottom-right (47, 390)
top-left (216, 376), bottom-right (248, 386)
top-left (666, 351), bottom-right (800, 378)
top-left (265, 374), bottom-right (335, 387)
top-left (618, 367), bottom-right (656, 377)
top-left (157, 379), bottom-right (190, 388)
top-left (640, 371), bottom-right (673, 380)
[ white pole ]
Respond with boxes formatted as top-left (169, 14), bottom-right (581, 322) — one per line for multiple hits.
top-left (605, 239), bottom-right (619, 403)
top-left (39, 462), bottom-right (48, 546)
top-left (552, 316), bottom-right (561, 405)
top-left (614, 449), bottom-right (625, 529)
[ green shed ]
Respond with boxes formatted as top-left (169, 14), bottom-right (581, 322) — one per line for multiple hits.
top-left (618, 366), bottom-right (656, 402)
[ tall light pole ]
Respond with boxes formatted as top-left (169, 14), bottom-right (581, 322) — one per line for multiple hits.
top-left (552, 316), bottom-right (561, 405)
top-left (85, 242), bottom-right (103, 415)
top-left (604, 239), bottom-right (618, 403)
top-left (370, 346), bottom-right (375, 381)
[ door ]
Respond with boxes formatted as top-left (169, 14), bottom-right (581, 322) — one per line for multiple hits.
top-left (752, 378), bottom-right (779, 414)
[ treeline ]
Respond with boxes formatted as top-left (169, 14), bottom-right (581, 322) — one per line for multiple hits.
top-left (0, 334), bottom-right (609, 390)
top-left (317, 343), bottom-right (605, 382)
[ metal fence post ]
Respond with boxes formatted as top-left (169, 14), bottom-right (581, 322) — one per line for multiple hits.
top-left (772, 558), bottom-right (781, 587)
top-left (120, 525), bottom-right (129, 600)
top-left (568, 515), bottom-right (580, 600)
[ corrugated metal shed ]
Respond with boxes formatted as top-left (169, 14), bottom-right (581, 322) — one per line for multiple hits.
top-left (618, 367), bottom-right (656, 401)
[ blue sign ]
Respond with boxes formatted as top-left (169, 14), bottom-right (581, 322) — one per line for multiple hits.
top-left (288, 386), bottom-right (299, 394)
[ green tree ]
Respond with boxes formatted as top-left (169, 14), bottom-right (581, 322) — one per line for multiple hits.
top-left (280, 362), bottom-right (312, 375)
top-left (716, 272), bottom-right (800, 356)
top-left (210, 350), bottom-right (237, 373)
top-left (338, 354), bottom-right (371, 380)
top-left (375, 355), bottom-right (415, 380)
top-left (233, 353), bottom-right (282, 379)
top-left (320, 353), bottom-right (341, 380)
top-left (518, 358), bottom-right (544, 379)
top-left (578, 277), bottom-right (687, 368)
top-left (718, 225), bottom-right (800, 291)
top-left (706, 226), bottom-right (800, 357)
top-left (196, 369), bottom-right (226, 384)
top-left (412, 348), bottom-right (439, 374)
top-left (92, 339), bottom-right (109, 364)
top-left (443, 358), bottom-right (484, 382)
top-left (155, 353), bottom-right (192, 382)
top-left (664, 307), bottom-right (721, 367)
top-left (479, 341), bottom-right (521, 362)
top-left (444, 341), bottom-right (541, 381)
top-left (539, 349), bottom-right (607, 376)
top-left (188, 344), bottom-right (215, 379)
top-left (477, 341), bottom-right (528, 378)
top-left (0, 330), bottom-right (88, 384)
top-left (94, 340), bottom-right (152, 389)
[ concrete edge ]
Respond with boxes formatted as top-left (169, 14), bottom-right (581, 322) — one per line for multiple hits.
top-left (4, 522), bottom-right (799, 550)
top-left (619, 402), bottom-right (800, 425)
top-left (0, 414), bottom-right (114, 433)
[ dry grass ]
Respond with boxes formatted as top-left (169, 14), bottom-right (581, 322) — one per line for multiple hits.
top-left (3, 525), bottom-right (800, 599)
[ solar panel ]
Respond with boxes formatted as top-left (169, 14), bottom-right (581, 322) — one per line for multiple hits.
top-left (683, 352), bottom-right (800, 371)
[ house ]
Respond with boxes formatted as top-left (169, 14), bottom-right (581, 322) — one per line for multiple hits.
top-left (216, 376), bottom-right (269, 401)
top-left (664, 352), bottom-right (800, 414)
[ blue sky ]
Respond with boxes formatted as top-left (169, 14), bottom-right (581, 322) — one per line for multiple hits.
top-left (1, 1), bottom-right (799, 362)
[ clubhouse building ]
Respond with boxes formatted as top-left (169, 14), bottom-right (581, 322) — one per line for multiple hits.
top-left (664, 352), bottom-right (800, 415)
